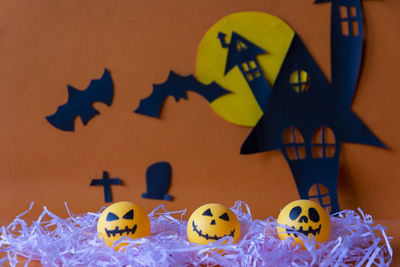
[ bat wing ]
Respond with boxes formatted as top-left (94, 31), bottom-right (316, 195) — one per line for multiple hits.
top-left (134, 71), bottom-right (230, 118)
top-left (46, 101), bottom-right (79, 132)
top-left (46, 69), bottom-right (113, 131)
top-left (85, 69), bottom-right (113, 107)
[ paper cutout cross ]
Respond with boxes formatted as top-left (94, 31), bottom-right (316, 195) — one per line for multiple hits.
top-left (90, 171), bottom-right (122, 203)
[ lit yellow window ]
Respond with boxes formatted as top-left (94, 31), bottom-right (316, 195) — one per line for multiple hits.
top-left (289, 70), bottom-right (310, 93)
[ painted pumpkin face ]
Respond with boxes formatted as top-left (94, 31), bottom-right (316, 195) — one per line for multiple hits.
top-left (97, 201), bottom-right (151, 250)
top-left (277, 200), bottom-right (330, 247)
top-left (187, 203), bottom-right (240, 245)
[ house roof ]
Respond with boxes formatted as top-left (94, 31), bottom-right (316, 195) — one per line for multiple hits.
top-left (240, 33), bottom-right (385, 155)
top-left (223, 31), bottom-right (266, 75)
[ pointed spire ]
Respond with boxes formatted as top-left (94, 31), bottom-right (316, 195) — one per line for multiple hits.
top-left (218, 31), bottom-right (266, 75)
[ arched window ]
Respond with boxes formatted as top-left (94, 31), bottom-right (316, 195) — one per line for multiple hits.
top-left (282, 126), bottom-right (306, 160)
top-left (289, 70), bottom-right (310, 93)
top-left (311, 125), bottom-right (336, 158)
top-left (308, 183), bottom-right (332, 213)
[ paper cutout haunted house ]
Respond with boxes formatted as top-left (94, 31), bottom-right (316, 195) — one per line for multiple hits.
top-left (219, 0), bottom-right (385, 213)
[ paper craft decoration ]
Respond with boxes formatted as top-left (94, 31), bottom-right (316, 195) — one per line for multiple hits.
top-left (134, 2), bottom-right (383, 213)
top-left (196, 12), bottom-right (295, 127)
top-left (90, 171), bottom-right (122, 203)
top-left (142, 161), bottom-right (173, 200)
top-left (241, 1), bottom-right (385, 213)
top-left (218, 31), bottom-right (272, 112)
top-left (314, 0), bottom-right (364, 107)
top-left (46, 69), bottom-right (113, 131)
top-left (134, 71), bottom-right (230, 118)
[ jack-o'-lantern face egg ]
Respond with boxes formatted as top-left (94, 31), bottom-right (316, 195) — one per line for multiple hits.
top-left (277, 200), bottom-right (330, 247)
top-left (97, 201), bottom-right (150, 250)
top-left (187, 203), bottom-right (240, 245)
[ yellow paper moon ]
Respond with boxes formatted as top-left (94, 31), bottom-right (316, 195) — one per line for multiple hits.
top-left (196, 12), bottom-right (295, 127)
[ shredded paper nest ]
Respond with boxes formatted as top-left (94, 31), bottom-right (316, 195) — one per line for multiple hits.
top-left (0, 201), bottom-right (393, 266)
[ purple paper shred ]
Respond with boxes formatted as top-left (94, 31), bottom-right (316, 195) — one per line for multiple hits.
top-left (0, 201), bottom-right (393, 266)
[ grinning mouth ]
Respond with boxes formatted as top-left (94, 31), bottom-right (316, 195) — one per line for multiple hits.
top-left (192, 221), bottom-right (235, 241)
top-left (105, 224), bottom-right (137, 237)
top-left (285, 224), bottom-right (321, 238)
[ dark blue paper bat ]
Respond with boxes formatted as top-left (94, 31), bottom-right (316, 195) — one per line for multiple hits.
top-left (46, 69), bottom-right (113, 131)
top-left (134, 71), bottom-right (230, 118)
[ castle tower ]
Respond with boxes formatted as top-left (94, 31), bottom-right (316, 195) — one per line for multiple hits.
top-left (314, 0), bottom-right (365, 106)
top-left (218, 31), bottom-right (272, 111)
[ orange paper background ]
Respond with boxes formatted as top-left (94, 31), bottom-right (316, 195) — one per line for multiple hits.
top-left (0, 0), bottom-right (399, 262)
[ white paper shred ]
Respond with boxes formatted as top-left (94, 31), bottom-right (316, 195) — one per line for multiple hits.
top-left (0, 201), bottom-right (393, 266)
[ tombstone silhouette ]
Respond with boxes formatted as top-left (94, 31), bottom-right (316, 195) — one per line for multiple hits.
top-left (142, 162), bottom-right (173, 201)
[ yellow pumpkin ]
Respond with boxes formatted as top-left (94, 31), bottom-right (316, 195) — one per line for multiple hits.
top-left (187, 203), bottom-right (240, 245)
top-left (97, 201), bottom-right (150, 250)
top-left (277, 199), bottom-right (330, 247)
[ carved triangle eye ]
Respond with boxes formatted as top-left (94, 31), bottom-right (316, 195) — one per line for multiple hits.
top-left (202, 208), bottom-right (213, 217)
top-left (106, 212), bottom-right (119, 221)
top-left (123, 209), bottom-right (134, 220)
top-left (219, 212), bottom-right (229, 221)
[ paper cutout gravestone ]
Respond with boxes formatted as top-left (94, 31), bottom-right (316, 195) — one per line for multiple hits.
top-left (90, 171), bottom-right (122, 203)
top-left (239, 1), bottom-right (385, 213)
top-left (142, 162), bottom-right (173, 201)
top-left (134, 71), bottom-right (230, 118)
top-left (46, 69), bottom-right (113, 131)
